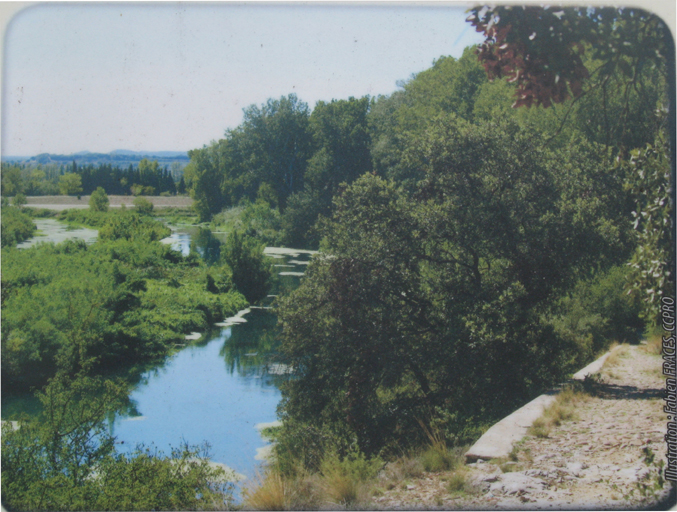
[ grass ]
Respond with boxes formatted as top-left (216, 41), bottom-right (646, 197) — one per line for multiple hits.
top-left (381, 456), bottom-right (424, 482)
top-left (243, 471), bottom-right (289, 510)
top-left (603, 342), bottom-right (630, 369)
top-left (319, 451), bottom-right (382, 507)
top-left (445, 468), bottom-right (481, 497)
top-left (419, 444), bottom-right (464, 473)
top-left (244, 428), bottom-right (471, 510)
top-left (642, 336), bottom-right (662, 356)
top-left (243, 467), bottom-right (323, 510)
top-left (528, 387), bottom-right (590, 438)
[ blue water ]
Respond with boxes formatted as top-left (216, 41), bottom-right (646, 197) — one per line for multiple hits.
top-left (6, 221), bottom-right (316, 487)
top-left (110, 228), bottom-right (314, 481)
top-left (111, 319), bottom-right (282, 479)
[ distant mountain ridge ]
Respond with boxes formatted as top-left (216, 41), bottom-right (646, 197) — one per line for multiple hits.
top-left (3, 150), bottom-right (190, 168)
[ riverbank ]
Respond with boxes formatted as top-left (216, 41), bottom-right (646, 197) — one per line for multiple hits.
top-left (371, 342), bottom-right (673, 509)
top-left (23, 194), bottom-right (193, 210)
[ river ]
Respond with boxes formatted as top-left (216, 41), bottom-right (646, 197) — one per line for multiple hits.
top-left (4, 221), bottom-right (315, 486)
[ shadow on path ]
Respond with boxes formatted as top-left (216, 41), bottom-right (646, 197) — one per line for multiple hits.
top-left (591, 382), bottom-right (663, 400)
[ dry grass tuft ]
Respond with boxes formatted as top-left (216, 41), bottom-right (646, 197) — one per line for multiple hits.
top-left (446, 468), bottom-right (482, 496)
top-left (603, 343), bottom-right (630, 369)
top-left (528, 387), bottom-right (589, 438)
top-left (643, 336), bottom-right (662, 355)
top-left (243, 471), bottom-right (289, 510)
top-left (243, 467), bottom-right (323, 510)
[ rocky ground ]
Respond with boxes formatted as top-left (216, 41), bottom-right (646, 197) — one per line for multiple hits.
top-left (372, 343), bottom-right (675, 510)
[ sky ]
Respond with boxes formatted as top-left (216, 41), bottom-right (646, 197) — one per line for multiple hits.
top-left (1, 3), bottom-right (484, 157)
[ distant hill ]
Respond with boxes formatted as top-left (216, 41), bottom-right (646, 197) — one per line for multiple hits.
top-left (3, 150), bottom-right (190, 169)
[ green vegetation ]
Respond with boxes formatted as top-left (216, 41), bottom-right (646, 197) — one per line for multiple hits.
top-left (221, 230), bottom-right (273, 303)
top-left (2, 6), bottom-right (672, 508)
top-left (1, 210), bottom-right (247, 392)
top-left (1, 158), bottom-right (182, 197)
top-left (58, 172), bottom-right (83, 196)
top-left (88, 186), bottom-right (109, 212)
top-left (133, 195), bottom-right (154, 215)
top-left (275, 117), bottom-right (636, 460)
top-left (528, 387), bottom-right (591, 438)
top-left (1, 205), bottom-right (36, 247)
top-left (239, 8), bottom-right (671, 501)
top-left (2, 371), bottom-right (233, 511)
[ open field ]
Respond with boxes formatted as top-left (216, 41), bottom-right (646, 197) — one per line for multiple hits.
top-left (24, 195), bottom-right (193, 210)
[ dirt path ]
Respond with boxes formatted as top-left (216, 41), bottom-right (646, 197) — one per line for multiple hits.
top-left (373, 343), bottom-right (674, 509)
top-left (25, 195), bottom-right (193, 210)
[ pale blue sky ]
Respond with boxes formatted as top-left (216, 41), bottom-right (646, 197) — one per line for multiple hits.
top-left (1, 3), bottom-right (484, 157)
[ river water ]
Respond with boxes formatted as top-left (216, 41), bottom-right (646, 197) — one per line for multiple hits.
top-left (4, 221), bottom-right (315, 485)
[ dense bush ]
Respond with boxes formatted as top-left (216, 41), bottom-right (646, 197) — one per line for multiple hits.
top-left (98, 212), bottom-right (171, 242)
top-left (546, 265), bottom-right (644, 365)
top-left (133, 196), bottom-right (154, 215)
top-left (89, 186), bottom-right (109, 212)
top-left (57, 208), bottom-right (111, 227)
top-left (221, 230), bottom-right (273, 303)
top-left (1, 222), bottom-right (245, 391)
top-left (1, 206), bottom-right (36, 247)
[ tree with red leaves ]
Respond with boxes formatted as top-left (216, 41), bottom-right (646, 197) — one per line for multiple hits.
top-left (467, 6), bottom-right (670, 110)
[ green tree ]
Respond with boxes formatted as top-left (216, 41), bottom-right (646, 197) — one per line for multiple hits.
top-left (367, 48), bottom-right (488, 186)
top-left (278, 117), bottom-right (632, 455)
top-left (467, 5), bottom-right (673, 324)
top-left (281, 189), bottom-right (324, 248)
top-left (58, 172), bottom-right (83, 196)
top-left (623, 132), bottom-right (673, 325)
top-left (186, 144), bottom-right (227, 222)
top-left (177, 175), bottom-right (187, 194)
top-left (88, 186), bottom-right (109, 212)
top-left (1, 164), bottom-right (25, 196)
top-left (221, 230), bottom-right (272, 303)
top-left (306, 96), bottom-right (372, 201)
top-left (236, 94), bottom-right (313, 208)
top-left (12, 193), bottom-right (27, 208)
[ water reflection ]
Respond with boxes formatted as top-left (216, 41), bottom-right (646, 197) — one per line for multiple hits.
top-left (161, 226), bottom-right (223, 262)
top-left (191, 228), bottom-right (222, 265)
top-left (219, 309), bottom-right (283, 386)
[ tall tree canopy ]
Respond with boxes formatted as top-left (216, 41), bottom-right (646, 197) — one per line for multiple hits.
top-left (468, 5), bottom-right (674, 324)
top-left (467, 6), bottom-right (671, 110)
top-left (278, 116), bottom-right (634, 456)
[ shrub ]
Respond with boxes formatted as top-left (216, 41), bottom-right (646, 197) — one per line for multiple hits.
top-left (221, 230), bottom-right (272, 303)
top-left (99, 212), bottom-right (170, 242)
top-left (319, 449), bottom-right (382, 507)
top-left (89, 186), bottom-right (109, 212)
top-left (133, 196), bottom-right (154, 215)
top-left (1, 206), bottom-right (35, 247)
top-left (546, 265), bottom-right (643, 368)
top-left (57, 208), bottom-right (109, 227)
top-left (12, 193), bottom-right (27, 207)
top-left (419, 444), bottom-right (463, 473)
